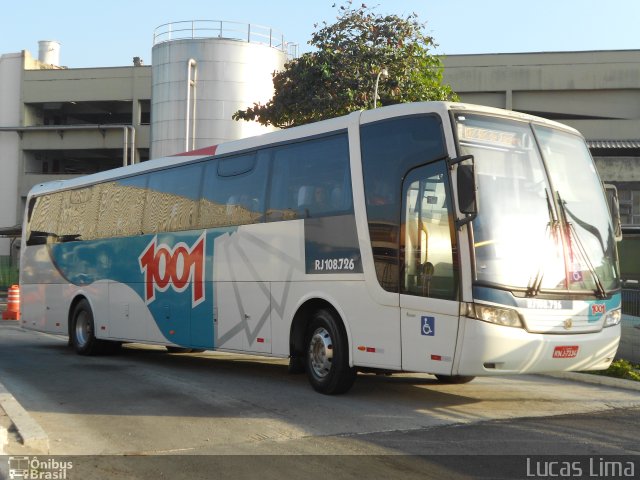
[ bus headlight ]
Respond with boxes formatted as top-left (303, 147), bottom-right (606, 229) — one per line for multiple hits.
top-left (468, 303), bottom-right (523, 328)
top-left (604, 308), bottom-right (621, 327)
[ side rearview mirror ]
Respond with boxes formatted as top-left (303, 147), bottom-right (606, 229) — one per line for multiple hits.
top-left (604, 184), bottom-right (623, 242)
top-left (450, 155), bottom-right (478, 228)
top-left (457, 163), bottom-right (477, 215)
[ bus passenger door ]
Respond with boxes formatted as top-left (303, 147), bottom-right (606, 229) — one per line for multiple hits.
top-left (400, 162), bottom-right (461, 375)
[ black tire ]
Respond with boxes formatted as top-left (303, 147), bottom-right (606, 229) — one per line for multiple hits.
top-left (165, 346), bottom-right (204, 354)
top-left (70, 299), bottom-right (104, 356)
top-left (288, 356), bottom-right (306, 374)
top-left (102, 341), bottom-right (123, 355)
top-left (304, 309), bottom-right (356, 394)
top-left (434, 374), bottom-right (476, 384)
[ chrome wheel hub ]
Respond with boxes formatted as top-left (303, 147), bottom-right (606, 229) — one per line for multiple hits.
top-left (75, 311), bottom-right (91, 347)
top-left (309, 327), bottom-right (333, 378)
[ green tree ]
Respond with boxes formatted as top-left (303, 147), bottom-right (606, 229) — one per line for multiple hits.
top-left (233, 1), bottom-right (457, 128)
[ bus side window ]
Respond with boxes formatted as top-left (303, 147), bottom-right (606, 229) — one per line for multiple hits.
top-left (57, 186), bottom-right (101, 242)
top-left (142, 164), bottom-right (203, 234)
top-left (267, 132), bottom-right (351, 222)
top-left (360, 114), bottom-right (447, 293)
top-left (200, 153), bottom-right (267, 228)
top-left (97, 175), bottom-right (148, 238)
top-left (26, 193), bottom-right (63, 245)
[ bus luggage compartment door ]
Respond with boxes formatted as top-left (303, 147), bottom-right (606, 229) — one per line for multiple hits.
top-left (215, 281), bottom-right (272, 353)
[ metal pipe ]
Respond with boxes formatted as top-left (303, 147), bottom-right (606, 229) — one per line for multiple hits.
top-left (191, 72), bottom-right (197, 152)
top-left (185, 59), bottom-right (198, 152)
top-left (122, 126), bottom-right (128, 166)
top-left (128, 126), bottom-right (136, 164)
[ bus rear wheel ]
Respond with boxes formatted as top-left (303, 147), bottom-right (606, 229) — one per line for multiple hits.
top-left (165, 346), bottom-right (205, 354)
top-left (434, 374), bottom-right (476, 384)
top-left (304, 309), bottom-right (356, 394)
top-left (70, 299), bottom-right (104, 356)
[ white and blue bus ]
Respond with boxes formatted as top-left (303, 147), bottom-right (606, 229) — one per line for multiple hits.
top-left (20, 102), bottom-right (622, 394)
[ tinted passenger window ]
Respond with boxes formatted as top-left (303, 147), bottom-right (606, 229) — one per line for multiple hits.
top-left (360, 115), bottom-right (446, 292)
top-left (26, 193), bottom-right (63, 245)
top-left (97, 175), bottom-right (148, 238)
top-left (142, 164), bottom-right (203, 234)
top-left (218, 154), bottom-right (255, 177)
top-left (57, 186), bottom-right (100, 241)
top-left (201, 153), bottom-right (267, 228)
top-left (267, 133), bottom-right (352, 221)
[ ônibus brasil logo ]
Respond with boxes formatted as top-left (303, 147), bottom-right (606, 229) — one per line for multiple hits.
top-left (139, 233), bottom-right (205, 307)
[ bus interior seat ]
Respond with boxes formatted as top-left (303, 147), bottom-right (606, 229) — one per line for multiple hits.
top-left (298, 186), bottom-right (314, 208)
top-left (226, 195), bottom-right (239, 216)
top-left (331, 187), bottom-right (343, 209)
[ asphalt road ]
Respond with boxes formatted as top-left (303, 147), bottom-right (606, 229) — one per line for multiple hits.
top-left (0, 322), bottom-right (639, 479)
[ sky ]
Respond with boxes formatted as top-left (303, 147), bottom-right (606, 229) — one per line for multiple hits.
top-left (2, 0), bottom-right (640, 68)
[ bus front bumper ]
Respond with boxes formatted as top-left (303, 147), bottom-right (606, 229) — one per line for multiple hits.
top-left (455, 317), bottom-right (621, 376)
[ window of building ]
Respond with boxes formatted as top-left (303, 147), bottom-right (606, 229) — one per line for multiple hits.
top-left (616, 184), bottom-right (640, 225)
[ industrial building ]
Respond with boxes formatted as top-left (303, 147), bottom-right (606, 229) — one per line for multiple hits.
top-left (0, 29), bottom-right (639, 271)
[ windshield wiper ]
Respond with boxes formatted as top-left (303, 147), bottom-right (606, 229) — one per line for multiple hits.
top-left (527, 189), bottom-right (557, 297)
top-left (556, 191), bottom-right (607, 299)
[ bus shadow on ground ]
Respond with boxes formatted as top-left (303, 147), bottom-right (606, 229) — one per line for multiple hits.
top-left (5, 338), bottom-right (480, 420)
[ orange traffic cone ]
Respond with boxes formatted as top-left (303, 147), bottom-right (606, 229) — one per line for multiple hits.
top-left (2, 285), bottom-right (20, 320)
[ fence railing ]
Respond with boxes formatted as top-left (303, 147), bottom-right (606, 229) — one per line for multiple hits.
top-left (622, 287), bottom-right (640, 317)
top-left (0, 256), bottom-right (18, 292)
top-left (153, 20), bottom-right (298, 58)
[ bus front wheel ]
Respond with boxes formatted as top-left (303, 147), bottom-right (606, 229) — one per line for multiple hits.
top-left (304, 309), bottom-right (356, 394)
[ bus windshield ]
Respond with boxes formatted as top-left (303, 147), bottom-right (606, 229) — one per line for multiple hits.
top-left (456, 113), bottom-right (620, 295)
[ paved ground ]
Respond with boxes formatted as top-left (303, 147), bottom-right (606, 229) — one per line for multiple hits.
top-left (0, 321), bottom-right (639, 478)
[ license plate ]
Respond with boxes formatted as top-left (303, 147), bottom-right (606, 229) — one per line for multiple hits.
top-left (553, 345), bottom-right (579, 358)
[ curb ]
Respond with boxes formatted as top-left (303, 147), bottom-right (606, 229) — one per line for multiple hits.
top-left (0, 382), bottom-right (49, 453)
top-left (545, 371), bottom-right (640, 392)
top-left (0, 426), bottom-right (6, 455)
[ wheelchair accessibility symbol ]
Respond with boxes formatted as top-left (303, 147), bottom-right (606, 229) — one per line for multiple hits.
top-left (421, 316), bottom-right (435, 336)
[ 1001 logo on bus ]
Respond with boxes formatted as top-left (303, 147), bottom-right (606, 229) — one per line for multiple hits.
top-left (139, 233), bottom-right (206, 307)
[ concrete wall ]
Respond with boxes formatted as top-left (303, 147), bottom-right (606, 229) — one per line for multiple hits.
top-left (22, 65), bottom-right (151, 119)
top-left (443, 50), bottom-right (640, 139)
top-left (444, 50), bottom-right (640, 95)
top-left (0, 53), bottom-right (23, 255)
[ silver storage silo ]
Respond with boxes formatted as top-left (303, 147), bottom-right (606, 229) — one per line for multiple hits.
top-left (151, 21), bottom-right (293, 158)
top-left (38, 40), bottom-right (61, 66)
